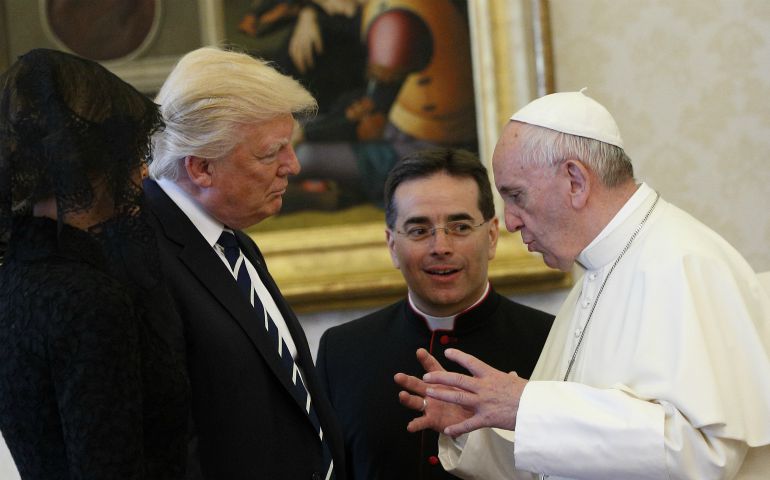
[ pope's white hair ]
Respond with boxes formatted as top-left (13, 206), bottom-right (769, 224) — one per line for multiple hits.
top-left (513, 121), bottom-right (634, 187)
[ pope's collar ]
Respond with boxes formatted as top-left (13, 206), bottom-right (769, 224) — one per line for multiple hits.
top-left (577, 182), bottom-right (658, 270)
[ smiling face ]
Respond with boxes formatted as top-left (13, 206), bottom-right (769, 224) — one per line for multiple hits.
top-left (200, 114), bottom-right (299, 228)
top-left (492, 122), bottom-right (583, 271)
top-left (386, 172), bottom-right (499, 316)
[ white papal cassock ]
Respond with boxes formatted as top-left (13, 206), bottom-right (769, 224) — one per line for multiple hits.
top-left (439, 183), bottom-right (770, 479)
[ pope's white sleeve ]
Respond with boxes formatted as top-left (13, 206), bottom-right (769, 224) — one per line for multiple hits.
top-left (514, 381), bottom-right (748, 480)
top-left (438, 429), bottom-right (537, 480)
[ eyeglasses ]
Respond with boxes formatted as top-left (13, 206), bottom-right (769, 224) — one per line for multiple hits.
top-left (396, 220), bottom-right (488, 242)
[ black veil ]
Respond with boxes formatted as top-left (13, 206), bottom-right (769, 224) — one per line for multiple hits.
top-left (0, 48), bottom-right (163, 262)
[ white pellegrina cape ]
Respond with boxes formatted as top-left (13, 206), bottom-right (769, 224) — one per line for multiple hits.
top-left (439, 183), bottom-right (770, 480)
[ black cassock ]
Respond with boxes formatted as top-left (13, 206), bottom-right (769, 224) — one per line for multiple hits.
top-left (317, 288), bottom-right (554, 480)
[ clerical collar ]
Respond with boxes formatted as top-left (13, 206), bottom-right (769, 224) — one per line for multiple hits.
top-left (577, 182), bottom-right (658, 270)
top-left (408, 282), bottom-right (491, 332)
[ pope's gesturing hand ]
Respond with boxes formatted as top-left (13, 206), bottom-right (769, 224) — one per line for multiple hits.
top-left (395, 347), bottom-right (528, 437)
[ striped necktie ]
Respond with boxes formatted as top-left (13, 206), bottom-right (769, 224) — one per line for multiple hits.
top-left (217, 229), bottom-right (334, 480)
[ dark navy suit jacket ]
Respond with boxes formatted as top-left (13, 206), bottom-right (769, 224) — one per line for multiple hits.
top-left (143, 179), bottom-right (345, 480)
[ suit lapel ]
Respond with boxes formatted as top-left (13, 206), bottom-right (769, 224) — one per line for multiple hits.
top-left (143, 180), bottom-right (322, 431)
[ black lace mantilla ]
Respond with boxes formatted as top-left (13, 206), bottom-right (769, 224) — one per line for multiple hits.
top-left (0, 48), bottom-right (163, 259)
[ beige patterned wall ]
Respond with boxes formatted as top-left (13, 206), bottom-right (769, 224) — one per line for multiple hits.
top-left (549, 0), bottom-right (770, 271)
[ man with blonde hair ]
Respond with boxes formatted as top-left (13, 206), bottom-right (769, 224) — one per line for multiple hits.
top-left (145, 47), bottom-right (344, 480)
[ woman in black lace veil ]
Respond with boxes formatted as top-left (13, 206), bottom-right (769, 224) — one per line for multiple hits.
top-left (0, 49), bottom-right (189, 479)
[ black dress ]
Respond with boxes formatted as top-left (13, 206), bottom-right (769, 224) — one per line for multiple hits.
top-left (0, 217), bottom-right (189, 479)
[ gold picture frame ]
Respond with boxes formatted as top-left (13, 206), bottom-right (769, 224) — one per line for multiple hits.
top-left (248, 0), bottom-right (569, 312)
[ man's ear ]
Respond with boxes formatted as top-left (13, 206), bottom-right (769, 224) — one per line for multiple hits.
top-left (564, 159), bottom-right (591, 209)
top-left (385, 228), bottom-right (401, 269)
top-left (487, 217), bottom-right (499, 261)
top-left (184, 155), bottom-right (214, 188)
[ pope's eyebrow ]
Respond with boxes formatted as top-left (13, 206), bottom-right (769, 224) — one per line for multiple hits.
top-left (497, 185), bottom-right (516, 196)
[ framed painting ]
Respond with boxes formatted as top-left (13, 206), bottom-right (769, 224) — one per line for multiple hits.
top-left (0, 0), bottom-right (568, 311)
top-left (229, 0), bottom-right (569, 311)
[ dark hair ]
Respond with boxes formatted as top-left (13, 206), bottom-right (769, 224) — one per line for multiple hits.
top-left (384, 148), bottom-right (495, 228)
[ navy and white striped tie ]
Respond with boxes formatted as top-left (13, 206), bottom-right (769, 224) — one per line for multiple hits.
top-left (217, 229), bottom-right (334, 480)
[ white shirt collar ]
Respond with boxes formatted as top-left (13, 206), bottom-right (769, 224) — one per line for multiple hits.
top-left (577, 182), bottom-right (658, 270)
top-left (408, 282), bottom-right (491, 332)
top-left (156, 177), bottom-right (225, 246)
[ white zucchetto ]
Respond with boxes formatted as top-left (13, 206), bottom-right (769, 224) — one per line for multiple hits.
top-left (511, 88), bottom-right (624, 148)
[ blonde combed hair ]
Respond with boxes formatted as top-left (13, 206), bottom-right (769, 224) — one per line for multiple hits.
top-left (149, 47), bottom-right (317, 180)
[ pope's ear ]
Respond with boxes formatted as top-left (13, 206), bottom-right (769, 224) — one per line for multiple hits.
top-left (565, 159), bottom-right (590, 209)
top-left (184, 155), bottom-right (214, 188)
